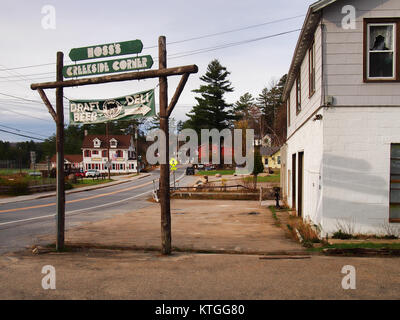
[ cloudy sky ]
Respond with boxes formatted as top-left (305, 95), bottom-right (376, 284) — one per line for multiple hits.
top-left (0, 0), bottom-right (316, 142)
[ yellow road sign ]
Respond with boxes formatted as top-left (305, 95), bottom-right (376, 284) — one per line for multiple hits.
top-left (169, 158), bottom-right (178, 171)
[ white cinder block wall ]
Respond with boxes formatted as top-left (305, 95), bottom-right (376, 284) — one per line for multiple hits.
top-left (322, 107), bottom-right (400, 234)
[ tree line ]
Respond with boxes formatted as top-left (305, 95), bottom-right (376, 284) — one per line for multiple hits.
top-left (0, 59), bottom-right (287, 167)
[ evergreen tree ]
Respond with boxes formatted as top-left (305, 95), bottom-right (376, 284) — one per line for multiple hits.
top-left (233, 92), bottom-right (255, 120)
top-left (256, 74), bottom-right (287, 140)
top-left (185, 59), bottom-right (234, 134)
top-left (252, 150), bottom-right (264, 188)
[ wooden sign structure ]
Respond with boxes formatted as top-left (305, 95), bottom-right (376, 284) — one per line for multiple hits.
top-left (31, 36), bottom-right (198, 254)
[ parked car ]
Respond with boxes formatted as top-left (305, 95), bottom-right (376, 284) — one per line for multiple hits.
top-left (185, 167), bottom-right (195, 175)
top-left (204, 164), bottom-right (216, 171)
top-left (85, 169), bottom-right (101, 178)
top-left (197, 164), bottom-right (205, 170)
top-left (28, 171), bottom-right (42, 177)
top-left (75, 170), bottom-right (85, 178)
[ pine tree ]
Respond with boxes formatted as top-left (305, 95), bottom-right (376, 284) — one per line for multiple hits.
top-left (252, 150), bottom-right (264, 188)
top-left (256, 74), bottom-right (287, 141)
top-left (185, 59), bottom-right (234, 134)
top-left (233, 92), bottom-right (255, 120)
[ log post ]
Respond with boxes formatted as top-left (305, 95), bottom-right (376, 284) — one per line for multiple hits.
top-left (55, 51), bottom-right (65, 251)
top-left (159, 36), bottom-right (171, 255)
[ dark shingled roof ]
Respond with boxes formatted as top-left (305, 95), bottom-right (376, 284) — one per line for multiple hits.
top-left (260, 146), bottom-right (281, 157)
top-left (51, 154), bottom-right (83, 163)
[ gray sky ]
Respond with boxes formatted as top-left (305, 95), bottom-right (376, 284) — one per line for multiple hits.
top-left (0, 0), bottom-right (315, 142)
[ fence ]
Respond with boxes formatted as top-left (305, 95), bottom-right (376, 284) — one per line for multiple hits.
top-left (0, 160), bottom-right (17, 169)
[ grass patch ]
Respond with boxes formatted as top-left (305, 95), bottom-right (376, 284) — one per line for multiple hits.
top-left (197, 170), bottom-right (236, 176)
top-left (71, 179), bottom-right (113, 188)
top-left (257, 174), bottom-right (280, 183)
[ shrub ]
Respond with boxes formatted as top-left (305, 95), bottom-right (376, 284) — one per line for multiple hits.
top-left (332, 229), bottom-right (353, 240)
top-left (287, 217), bottom-right (321, 246)
top-left (1, 178), bottom-right (29, 195)
top-left (65, 182), bottom-right (73, 190)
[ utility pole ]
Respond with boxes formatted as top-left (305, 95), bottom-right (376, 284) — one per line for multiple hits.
top-left (159, 36), bottom-right (171, 255)
top-left (55, 52), bottom-right (65, 251)
top-left (106, 122), bottom-right (111, 180)
top-left (135, 124), bottom-right (140, 174)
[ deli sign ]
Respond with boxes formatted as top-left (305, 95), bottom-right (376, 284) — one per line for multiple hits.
top-left (69, 89), bottom-right (155, 125)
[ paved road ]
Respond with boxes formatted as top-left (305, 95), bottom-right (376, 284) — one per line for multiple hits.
top-left (0, 166), bottom-right (195, 254)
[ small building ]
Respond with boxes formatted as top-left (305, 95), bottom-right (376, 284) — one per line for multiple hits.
top-left (260, 146), bottom-right (281, 170)
top-left (50, 154), bottom-right (83, 171)
top-left (82, 135), bottom-right (137, 174)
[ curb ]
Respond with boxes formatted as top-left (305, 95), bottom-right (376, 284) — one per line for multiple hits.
top-left (0, 173), bottom-right (151, 205)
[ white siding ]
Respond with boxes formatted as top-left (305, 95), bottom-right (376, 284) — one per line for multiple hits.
top-left (323, 0), bottom-right (400, 106)
top-left (287, 25), bottom-right (323, 138)
top-left (286, 109), bottom-right (324, 225)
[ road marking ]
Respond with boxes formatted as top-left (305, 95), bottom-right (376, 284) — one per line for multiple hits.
top-left (0, 171), bottom-right (186, 226)
top-left (0, 190), bottom-right (153, 227)
top-left (0, 180), bottom-right (153, 214)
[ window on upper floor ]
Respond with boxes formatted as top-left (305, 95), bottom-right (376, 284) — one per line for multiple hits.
top-left (296, 76), bottom-right (301, 114)
top-left (110, 139), bottom-right (117, 148)
top-left (364, 19), bottom-right (400, 82)
top-left (309, 41), bottom-right (316, 97)
top-left (93, 138), bottom-right (101, 148)
top-left (84, 150), bottom-right (91, 157)
top-left (102, 150), bottom-right (107, 158)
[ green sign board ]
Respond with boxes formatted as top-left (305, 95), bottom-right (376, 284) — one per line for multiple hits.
top-left (62, 55), bottom-right (153, 78)
top-left (69, 40), bottom-right (143, 61)
top-left (69, 89), bottom-right (155, 125)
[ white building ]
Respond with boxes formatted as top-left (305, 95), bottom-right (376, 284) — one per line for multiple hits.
top-left (282, 0), bottom-right (400, 234)
top-left (82, 134), bottom-right (137, 174)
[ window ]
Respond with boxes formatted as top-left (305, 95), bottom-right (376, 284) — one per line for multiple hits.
top-left (102, 150), bottom-right (107, 158)
top-left (296, 76), bottom-right (301, 114)
top-left (92, 150), bottom-right (99, 155)
top-left (309, 41), bottom-right (316, 96)
top-left (110, 139), bottom-right (117, 148)
top-left (84, 150), bottom-right (91, 157)
top-left (278, 156), bottom-right (281, 165)
top-left (287, 97), bottom-right (291, 127)
top-left (390, 144), bottom-right (400, 222)
top-left (364, 19), bottom-right (400, 82)
top-left (93, 138), bottom-right (101, 148)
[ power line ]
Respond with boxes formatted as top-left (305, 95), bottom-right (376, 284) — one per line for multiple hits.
top-left (0, 92), bottom-right (44, 104)
top-left (0, 72), bottom-right (55, 79)
top-left (0, 128), bottom-right (46, 141)
top-left (144, 14), bottom-right (305, 49)
top-left (0, 123), bottom-right (48, 138)
top-left (0, 14), bottom-right (304, 72)
top-left (0, 108), bottom-right (52, 122)
top-left (167, 29), bottom-right (301, 60)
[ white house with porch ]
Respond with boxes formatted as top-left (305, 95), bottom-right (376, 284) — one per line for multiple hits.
top-left (82, 134), bottom-right (137, 174)
top-left (282, 0), bottom-right (400, 235)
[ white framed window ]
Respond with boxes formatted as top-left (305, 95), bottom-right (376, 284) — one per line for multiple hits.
top-left (364, 18), bottom-right (400, 82)
top-left (367, 23), bottom-right (396, 79)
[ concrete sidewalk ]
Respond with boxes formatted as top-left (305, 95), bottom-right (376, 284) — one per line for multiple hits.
top-left (38, 199), bottom-right (305, 255)
top-left (0, 173), bottom-right (151, 205)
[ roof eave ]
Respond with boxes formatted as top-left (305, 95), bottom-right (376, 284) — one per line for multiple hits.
top-left (282, 8), bottom-right (322, 101)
